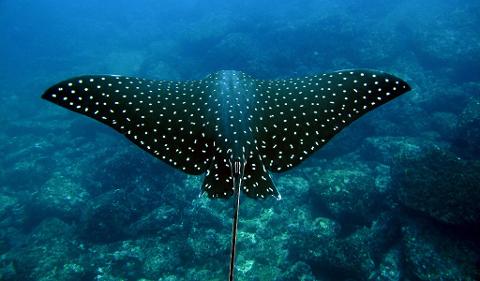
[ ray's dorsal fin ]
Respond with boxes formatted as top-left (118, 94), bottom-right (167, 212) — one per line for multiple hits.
top-left (42, 75), bottom-right (214, 175)
top-left (253, 69), bottom-right (411, 172)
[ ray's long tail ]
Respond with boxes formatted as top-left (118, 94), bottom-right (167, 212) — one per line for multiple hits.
top-left (229, 160), bottom-right (245, 281)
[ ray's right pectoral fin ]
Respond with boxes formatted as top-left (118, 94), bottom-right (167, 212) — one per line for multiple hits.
top-left (242, 150), bottom-right (280, 199)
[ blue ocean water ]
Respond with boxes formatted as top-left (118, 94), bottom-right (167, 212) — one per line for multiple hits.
top-left (0, 0), bottom-right (479, 280)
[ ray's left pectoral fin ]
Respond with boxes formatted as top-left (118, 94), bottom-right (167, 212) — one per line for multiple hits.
top-left (202, 153), bottom-right (235, 199)
top-left (42, 75), bottom-right (212, 175)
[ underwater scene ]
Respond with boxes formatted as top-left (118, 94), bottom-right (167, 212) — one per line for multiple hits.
top-left (1, 0), bottom-right (479, 280)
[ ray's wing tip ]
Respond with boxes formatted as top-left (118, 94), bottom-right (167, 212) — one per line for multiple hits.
top-left (41, 75), bottom-right (108, 101)
top-left (383, 71), bottom-right (412, 91)
top-left (42, 83), bottom-right (60, 102)
top-left (363, 69), bottom-right (412, 94)
top-left (41, 77), bottom-right (74, 101)
top-left (381, 70), bottom-right (412, 93)
top-left (394, 76), bottom-right (412, 94)
top-left (336, 68), bottom-right (412, 92)
top-left (41, 90), bottom-right (49, 100)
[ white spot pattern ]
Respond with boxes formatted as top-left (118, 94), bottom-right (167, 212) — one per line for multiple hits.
top-left (42, 69), bottom-right (410, 199)
top-left (253, 69), bottom-right (410, 172)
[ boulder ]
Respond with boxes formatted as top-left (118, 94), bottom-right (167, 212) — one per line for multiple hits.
top-left (0, 194), bottom-right (17, 220)
top-left (402, 219), bottom-right (479, 280)
top-left (5, 218), bottom-right (90, 281)
top-left (368, 246), bottom-right (403, 281)
top-left (31, 173), bottom-right (89, 220)
top-left (453, 97), bottom-right (480, 159)
top-left (80, 189), bottom-right (137, 243)
top-left (392, 148), bottom-right (480, 226)
top-left (310, 164), bottom-right (382, 225)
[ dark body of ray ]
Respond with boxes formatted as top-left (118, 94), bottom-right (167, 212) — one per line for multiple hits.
top-left (43, 69), bottom-right (411, 280)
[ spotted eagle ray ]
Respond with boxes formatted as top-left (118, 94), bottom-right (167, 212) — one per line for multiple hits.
top-left (42, 69), bottom-right (410, 280)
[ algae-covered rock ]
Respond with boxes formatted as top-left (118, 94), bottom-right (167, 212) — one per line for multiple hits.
top-left (128, 204), bottom-right (180, 237)
top-left (88, 237), bottom-right (183, 280)
top-left (453, 97), bottom-right (480, 159)
top-left (274, 261), bottom-right (317, 281)
top-left (0, 260), bottom-right (16, 281)
top-left (430, 112), bottom-right (459, 138)
top-left (402, 219), bottom-right (479, 281)
top-left (187, 228), bottom-right (229, 262)
top-left (359, 136), bottom-right (441, 164)
top-left (369, 246), bottom-right (403, 281)
top-left (110, 252), bottom-right (143, 280)
top-left (392, 148), bottom-right (480, 226)
top-left (275, 175), bottom-right (311, 202)
top-left (142, 242), bottom-right (183, 278)
top-left (31, 173), bottom-right (89, 220)
top-left (309, 226), bottom-right (376, 280)
top-left (311, 165), bottom-right (381, 224)
top-left (4, 157), bottom-right (52, 192)
top-left (0, 233), bottom-right (9, 255)
top-left (0, 194), bottom-right (17, 220)
top-left (80, 189), bottom-right (137, 243)
top-left (89, 146), bottom-right (169, 195)
top-left (297, 211), bottom-right (401, 280)
top-left (6, 218), bottom-right (89, 281)
top-left (287, 215), bottom-right (337, 264)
